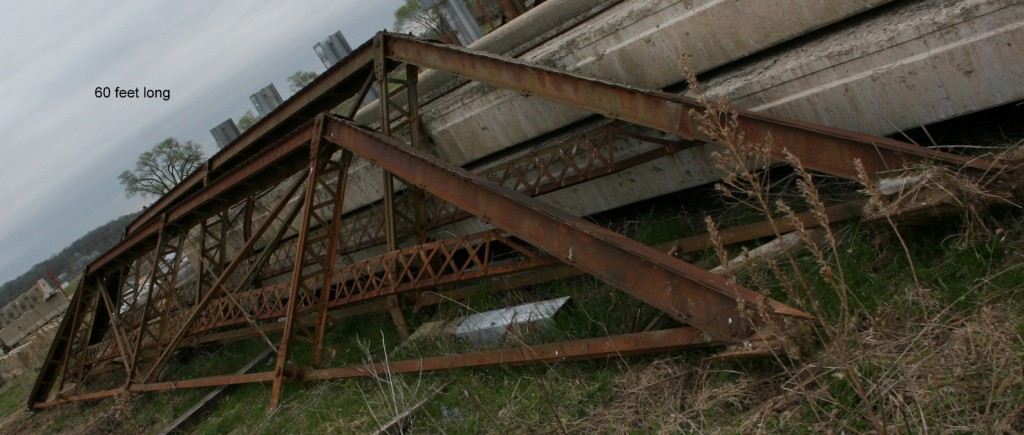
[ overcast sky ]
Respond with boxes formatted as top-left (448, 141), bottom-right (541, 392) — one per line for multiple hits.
top-left (0, 0), bottom-right (403, 284)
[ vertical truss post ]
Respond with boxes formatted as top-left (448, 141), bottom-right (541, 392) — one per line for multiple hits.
top-left (405, 63), bottom-right (429, 245)
top-left (196, 210), bottom-right (229, 305)
top-left (124, 216), bottom-right (169, 387)
top-left (271, 116), bottom-right (329, 408)
top-left (142, 230), bottom-right (186, 380)
top-left (375, 34), bottom-right (409, 339)
top-left (95, 275), bottom-right (133, 374)
top-left (50, 273), bottom-right (93, 397)
top-left (244, 195), bottom-right (255, 242)
top-left (374, 39), bottom-right (428, 339)
top-left (383, 173), bottom-right (398, 251)
top-left (142, 172), bottom-right (310, 383)
top-left (311, 150), bottom-right (354, 367)
top-left (376, 35), bottom-right (400, 253)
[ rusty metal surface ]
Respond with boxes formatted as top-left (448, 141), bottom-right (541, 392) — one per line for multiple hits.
top-left (31, 31), bottom-right (997, 410)
top-left (259, 126), bottom-right (699, 280)
top-left (324, 116), bottom-right (808, 339)
top-left (305, 326), bottom-right (715, 381)
top-left (382, 33), bottom-right (997, 179)
top-left (126, 46), bottom-right (376, 235)
top-left (34, 327), bottom-right (709, 409)
top-left (89, 125), bottom-right (315, 278)
top-left (356, 127), bottom-right (694, 248)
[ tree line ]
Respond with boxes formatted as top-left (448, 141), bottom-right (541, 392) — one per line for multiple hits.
top-left (0, 212), bottom-right (138, 306)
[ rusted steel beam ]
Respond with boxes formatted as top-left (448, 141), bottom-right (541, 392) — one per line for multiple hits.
top-left (33, 327), bottom-right (706, 409)
top-left (188, 300), bottom-right (393, 346)
top-left (34, 386), bottom-right (125, 408)
top-left (323, 115), bottom-right (808, 342)
top-left (142, 171), bottom-right (310, 385)
top-left (324, 230), bottom-right (557, 309)
top-left (90, 126), bottom-right (314, 278)
top-left (312, 150), bottom-right (354, 366)
top-left (381, 33), bottom-right (995, 179)
top-left (305, 327), bottom-right (715, 381)
top-left (32, 371), bottom-right (278, 409)
top-left (31, 272), bottom-right (90, 406)
top-left (190, 230), bottom-right (558, 336)
top-left (134, 369), bottom-right (275, 392)
top-left (259, 126), bottom-right (696, 280)
top-left (127, 43), bottom-right (376, 235)
top-left (272, 118), bottom-right (332, 408)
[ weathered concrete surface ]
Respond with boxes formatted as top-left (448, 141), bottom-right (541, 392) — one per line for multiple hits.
top-left (191, 0), bottom-right (1022, 278)
top-left (331, 0), bottom-right (896, 237)
top-left (422, 0), bottom-right (894, 166)
top-left (245, 0), bottom-right (897, 234)
top-left (0, 321), bottom-right (58, 378)
top-left (412, 0), bottom-right (1023, 250)
top-left (356, 0), bottom-right (621, 126)
top-left (700, 0), bottom-right (1024, 136)
top-left (0, 280), bottom-right (68, 349)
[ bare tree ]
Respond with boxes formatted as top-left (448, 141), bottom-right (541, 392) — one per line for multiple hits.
top-left (118, 138), bottom-right (205, 198)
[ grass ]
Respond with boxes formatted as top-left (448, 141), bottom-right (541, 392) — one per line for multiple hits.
top-left (63, 278), bottom-right (80, 296)
top-left (0, 372), bottom-right (33, 417)
top-left (4, 79), bottom-right (1022, 432)
top-left (3, 183), bottom-right (1021, 433)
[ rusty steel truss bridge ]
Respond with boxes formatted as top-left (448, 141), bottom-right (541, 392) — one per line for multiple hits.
top-left (28, 33), bottom-right (999, 410)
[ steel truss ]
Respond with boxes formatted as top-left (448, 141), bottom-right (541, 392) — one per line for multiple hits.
top-left (29, 33), bottom-right (998, 410)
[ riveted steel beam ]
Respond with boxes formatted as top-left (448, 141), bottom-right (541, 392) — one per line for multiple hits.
top-left (381, 33), bottom-right (996, 179)
top-left (321, 115), bottom-right (808, 342)
top-left (305, 327), bottom-right (715, 381)
top-left (34, 30), bottom-right (1000, 410)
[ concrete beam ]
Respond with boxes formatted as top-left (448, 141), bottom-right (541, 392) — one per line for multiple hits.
top-left (700, 0), bottom-right (1024, 136)
top-left (421, 0), bottom-right (893, 166)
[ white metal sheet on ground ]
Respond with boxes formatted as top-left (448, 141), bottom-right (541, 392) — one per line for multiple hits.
top-left (454, 296), bottom-right (570, 345)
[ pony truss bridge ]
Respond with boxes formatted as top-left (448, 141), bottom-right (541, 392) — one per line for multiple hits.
top-left (29, 33), bottom-right (995, 409)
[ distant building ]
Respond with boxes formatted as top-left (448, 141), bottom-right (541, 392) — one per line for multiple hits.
top-left (250, 84), bottom-right (285, 117)
top-left (313, 31), bottom-right (354, 69)
top-left (211, 118), bottom-right (242, 148)
top-left (314, 31), bottom-right (379, 101)
top-left (0, 279), bottom-right (70, 351)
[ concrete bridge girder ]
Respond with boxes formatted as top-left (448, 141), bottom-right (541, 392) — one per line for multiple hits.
top-left (420, 0), bottom-right (894, 167)
top-left (296, 0), bottom-right (901, 265)
top-left (185, 0), bottom-right (1021, 284)
top-left (702, 0), bottom-right (1024, 137)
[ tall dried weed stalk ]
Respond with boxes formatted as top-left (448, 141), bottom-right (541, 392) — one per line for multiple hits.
top-left (681, 60), bottom-right (889, 433)
top-left (677, 58), bottom-right (1024, 433)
